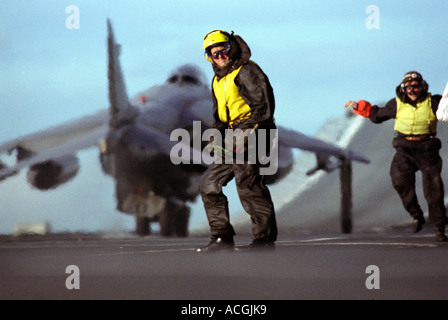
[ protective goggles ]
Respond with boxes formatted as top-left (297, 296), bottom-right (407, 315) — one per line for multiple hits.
top-left (205, 42), bottom-right (232, 59)
top-left (404, 84), bottom-right (422, 91)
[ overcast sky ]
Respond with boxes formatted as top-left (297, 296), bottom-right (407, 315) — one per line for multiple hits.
top-left (0, 0), bottom-right (447, 234)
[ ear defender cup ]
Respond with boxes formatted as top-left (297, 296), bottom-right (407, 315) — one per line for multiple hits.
top-left (204, 53), bottom-right (213, 63)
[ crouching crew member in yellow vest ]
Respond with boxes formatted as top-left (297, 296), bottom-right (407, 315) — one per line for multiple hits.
top-left (345, 71), bottom-right (447, 242)
top-left (197, 29), bottom-right (277, 252)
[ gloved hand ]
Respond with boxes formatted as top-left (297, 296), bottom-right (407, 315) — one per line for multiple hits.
top-left (225, 124), bottom-right (258, 154)
top-left (205, 136), bottom-right (231, 156)
top-left (345, 100), bottom-right (372, 118)
top-left (224, 129), bottom-right (248, 154)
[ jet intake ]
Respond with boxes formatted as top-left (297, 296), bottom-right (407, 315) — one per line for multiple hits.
top-left (27, 155), bottom-right (80, 190)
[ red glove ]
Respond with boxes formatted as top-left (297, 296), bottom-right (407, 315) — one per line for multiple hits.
top-left (345, 100), bottom-right (372, 118)
top-left (356, 100), bottom-right (372, 117)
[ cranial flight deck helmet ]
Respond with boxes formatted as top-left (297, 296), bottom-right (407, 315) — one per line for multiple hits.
top-left (202, 29), bottom-right (233, 62)
top-left (399, 71), bottom-right (428, 95)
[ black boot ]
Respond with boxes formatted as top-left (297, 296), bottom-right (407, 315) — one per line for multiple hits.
top-left (411, 216), bottom-right (425, 233)
top-left (237, 239), bottom-right (275, 252)
top-left (195, 236), bottom-right (235, 253)
top-left (434, 226), bottom-right (447, 242)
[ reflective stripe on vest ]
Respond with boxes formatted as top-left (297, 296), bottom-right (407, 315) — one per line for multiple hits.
top-left (212, 65), bottom-right (251, 125)
top-left (394, 94), bottom-right (437, 135)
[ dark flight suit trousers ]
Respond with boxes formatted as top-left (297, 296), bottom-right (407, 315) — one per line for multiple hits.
top-left (199, 161), bottom-right (277, 241)
top-left (390, 137), bottom-right (447, 227)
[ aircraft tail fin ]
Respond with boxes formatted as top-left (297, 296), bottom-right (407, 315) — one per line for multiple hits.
top-left (107, 19), bottom-right (137, 128)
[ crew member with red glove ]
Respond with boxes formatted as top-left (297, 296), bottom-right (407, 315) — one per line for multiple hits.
top-left (346, 71), bottom-right (447, 242)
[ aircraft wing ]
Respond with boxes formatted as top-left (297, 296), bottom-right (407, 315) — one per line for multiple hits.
top-left (0, 111), bottom-right (109, 180)
top-left (277, 126), bottom-right (370, 164)
top-left (0, 111), bottom-right (211, 182)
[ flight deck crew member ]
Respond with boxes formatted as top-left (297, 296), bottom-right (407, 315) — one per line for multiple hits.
top-left (345, 71), bottom-right (447, 242)
top-left (196, 30), bottom-right (277, 252)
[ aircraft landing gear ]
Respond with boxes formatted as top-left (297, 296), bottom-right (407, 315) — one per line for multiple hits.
top-left (159, 202), bottom-right (190, 237)
top-left (135, 216), bottom-right (151, 236)
top-left (134, 202), bottom-right (190, 237)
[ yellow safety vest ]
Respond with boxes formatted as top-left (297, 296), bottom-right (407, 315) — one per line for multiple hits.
top-left (212, 65), bottom-right (251, 126)
top-left (394, 94), bottom-right (437, 135)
